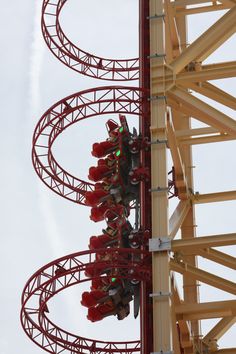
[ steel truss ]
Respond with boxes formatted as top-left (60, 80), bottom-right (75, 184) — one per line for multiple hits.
top-left (21, 249), bottom-right (150, 354)
top-left (147, 1), bottom-right (236, 353)
top-left (41, 0), bottom-right (139, 80)
top-left (32, 86), bottom-right (143, 204)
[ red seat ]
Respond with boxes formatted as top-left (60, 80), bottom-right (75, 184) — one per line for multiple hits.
top-left (90, 277), bottom-right (110, 290)
top-left (90, 204), bottom-right (109, 222)
top-left (88, 165), bottom-right (113, 182)
top-left (89, 234), bottom-right (116, 249)
top-left (84, 261), bottom-right (106, 277)
top-left (92, 141), bottom-right (118, 158)
top-left (81, 290), bottom-right (108, 308)
top-left (87, 302), bottom-right (115, 322)
top-left (85, 190), bottom-right (109, 206)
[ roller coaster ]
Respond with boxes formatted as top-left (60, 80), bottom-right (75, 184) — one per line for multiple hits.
top-left (21, 1), bottom-right (236, 353)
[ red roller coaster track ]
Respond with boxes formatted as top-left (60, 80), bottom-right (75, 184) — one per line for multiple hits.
top-left (32, 86), bottom-right (144, 205)
top-left (41, 0), bottom-right (139, 81)
top-left (22, 2), bottom-right (153, 354)
top-left (21, 249), bottom-right (151, 354)
top-left (22, 0), bottom-right (236, 352)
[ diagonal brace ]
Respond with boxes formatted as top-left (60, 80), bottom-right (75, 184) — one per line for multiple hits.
top-left (171, 6), bottom-right (236, 74)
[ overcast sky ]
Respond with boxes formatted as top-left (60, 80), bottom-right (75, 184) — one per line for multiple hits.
top-left (1, 1), bottom-right (236, 354)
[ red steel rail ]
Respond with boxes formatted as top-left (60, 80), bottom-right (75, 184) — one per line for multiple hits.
top-left (42, 0), bottom-right (139, 80)
top-left (138, 2), bottom-right (152, 354)
top-left (22, 2), bottom-right (156, 354)
top-left (21, 249), bottom-right (151, 354)
top-left (32, 86), bottom-right (144, 204)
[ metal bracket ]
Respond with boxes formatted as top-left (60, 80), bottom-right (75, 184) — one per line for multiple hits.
top-left (151, 352), bottom-right (173, 354)
top-left (148, 53), bottom-right (166, 59)
top-left (147, 14), bottom-right (165, 20)
top-left (150, 139), bottom-right (168, 145)
top-left (149, 187), bottom-right (169, 193)
top-left (148, 95), bottom-right (166, 102)
top-left (149, 237), bottom-right (171, 251)
top-left (150, 292), bottom-right (172, 299)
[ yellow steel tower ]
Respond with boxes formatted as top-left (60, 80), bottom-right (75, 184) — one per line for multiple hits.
top-left (149, 1), bottom-right (236, 353)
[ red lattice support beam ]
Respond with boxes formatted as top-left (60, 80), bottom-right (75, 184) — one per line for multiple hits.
top-left (21, 248), bottom-right (151, 354)
top-left (42, 0), bottom-right (139, 81)
top-left (32, 86), bottom-right (144, 204)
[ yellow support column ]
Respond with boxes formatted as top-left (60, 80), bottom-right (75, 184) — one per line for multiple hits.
top-left (150, 0), bottom-right (173, 352)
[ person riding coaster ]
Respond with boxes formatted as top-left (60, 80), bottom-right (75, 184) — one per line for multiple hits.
top-left (91, 115), bottom-right (131, 159)
top-left (89, 202), bottom-right (130, 222)
top-left (89, 218), bottom-right (132, 250)
top-left (82, 115), bottom-right (143, 322)
top-left (87, 301), bottom-right (130, 322)
top-left (81, 280), bottom-right (133, 322)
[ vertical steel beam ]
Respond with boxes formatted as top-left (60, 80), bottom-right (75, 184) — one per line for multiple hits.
top-left (139, 2), bottom-right (153, 354)
top-left (150, 0), bottom-right (173, 351)
top-left (172, 9), bottom-right (200, 346)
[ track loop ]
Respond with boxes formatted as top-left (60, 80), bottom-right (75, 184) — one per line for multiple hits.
top-left (21, 248), bottom-right (151, 354)
top-left (32, 86), bottom-right (144, 205)
top-left (42, 0), bottom-right (139, 81)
